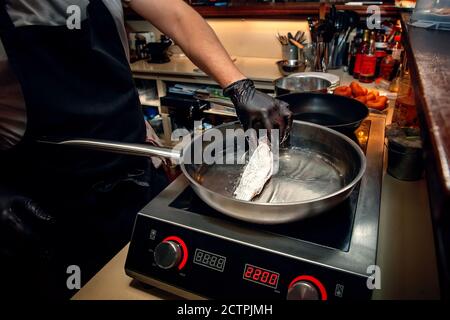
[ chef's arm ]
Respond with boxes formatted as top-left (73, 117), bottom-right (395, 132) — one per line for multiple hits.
top-left (129, 0), bottom-right (293, 141)
top-left (129, 0), bottom-right (245, 88)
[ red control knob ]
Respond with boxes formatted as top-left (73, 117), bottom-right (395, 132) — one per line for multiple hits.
top-left (154, 236), bottom-right (188, 270)
top-left (287, 275), bottom-right (327, 300)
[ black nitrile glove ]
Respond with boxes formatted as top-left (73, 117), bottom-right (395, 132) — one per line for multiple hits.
top-left (223, 79), bottom-right (293, 143)
top-left (0, 187), bottom-right (55, 257)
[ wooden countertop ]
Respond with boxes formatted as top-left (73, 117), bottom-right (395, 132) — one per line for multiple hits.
top-left (401, 13), bottom-right (450, 297)
top-left (401, 14), bottom-right (450, 199)
top-left (72, 245), bottom-right (182, 300)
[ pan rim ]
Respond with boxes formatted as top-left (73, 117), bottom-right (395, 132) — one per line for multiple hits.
top-left (180, 120), bottom-right (367, 207)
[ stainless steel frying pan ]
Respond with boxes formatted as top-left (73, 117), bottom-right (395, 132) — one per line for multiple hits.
top-left (41, 121), bottom-right (366, 224)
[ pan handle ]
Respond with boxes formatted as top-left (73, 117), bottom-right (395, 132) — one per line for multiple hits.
top-left (39, 139), bottom-right (182, 161)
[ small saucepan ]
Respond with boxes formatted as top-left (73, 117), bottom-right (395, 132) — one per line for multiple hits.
top-left (274, 76), bottom-right (332, 96)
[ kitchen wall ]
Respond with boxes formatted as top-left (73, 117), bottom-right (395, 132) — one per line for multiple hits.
top-left (126, 19), bottom-right (310, 59)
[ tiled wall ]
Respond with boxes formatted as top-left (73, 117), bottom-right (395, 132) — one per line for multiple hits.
top-left (127, 19), bottom-right (310, 59)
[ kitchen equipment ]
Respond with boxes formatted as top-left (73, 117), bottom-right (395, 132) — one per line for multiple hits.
top-left (274, 77), bottom-right (331, 95)
top-left (289, 38), bottom-right (305, 50)
top-left (287, 72), bottom-right (340, 90)
top-left (281, 44), bottom-right (299, 61)
top-left (146, 36), bottom-right (173, 64)
top-left (386, 125), bottom-right (423, 181)
top-left (124, 115), bottom-right (385, 300)
top-left (276, 60), bottom-right (306, 76)
top-left (387, 140), bottom-right (423, 181)
top-left (40, 121), bottom-right (366, 225)
top-left (310, 10), bottom-right (359, 70)
top-left (277, 92), bottom-right (369, 133)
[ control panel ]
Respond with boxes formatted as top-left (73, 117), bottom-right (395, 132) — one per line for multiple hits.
top-left (125, 215), bottom-right (372, 300)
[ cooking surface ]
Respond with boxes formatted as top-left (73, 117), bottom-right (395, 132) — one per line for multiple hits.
top-left (200, 148), bottom-right (346, 203)
top-left (170, 183), bottom-right (359, 252)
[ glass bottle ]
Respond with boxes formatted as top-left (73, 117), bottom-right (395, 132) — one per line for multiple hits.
top-left (392, 67), bottom-right (418, 127)
top-left (359, 32), bottom-right (377, 83)
top-left (391, 35), bottom-right (403, 77)
top-left (380, 49), bottom-right (396, 81)
top-left (375, 30), bottom-right (387, 78)
top-left (348, 41), bottom-right (357, 75)
top-left (353, 29), bottom-right (370, 79)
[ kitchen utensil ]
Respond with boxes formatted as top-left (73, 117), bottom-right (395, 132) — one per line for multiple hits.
top-left (146, 38), bottom-right (173, 64)
top-left (287, 72), bottom-right (340, 90)
top-left (387, 140), bottom-right (424, 181)
top-left (274, 77), bottom-right (331, 95)
top-left (276, 60), bottom-right (306, 76)
top-left (277, 92), bottom-right (369, 133)
top-left (281, 43), bottom-right (299, 61)
top-left (40, 121), bottom-right (366, 225)
top-left (289, 38), bottom-right (305, 49)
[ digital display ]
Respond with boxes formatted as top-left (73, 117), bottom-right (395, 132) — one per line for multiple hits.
top-left (193, 248), bottom-right (226, 272)
top-left (242, 264), bottom-right (280, 289)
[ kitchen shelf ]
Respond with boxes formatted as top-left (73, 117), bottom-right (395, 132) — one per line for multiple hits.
top-left (125, 3), bottom-right (400, 20)
top-left (139, 96), bottom-right (160, 108)
top-left (204, 108), bottom-right (237, 118)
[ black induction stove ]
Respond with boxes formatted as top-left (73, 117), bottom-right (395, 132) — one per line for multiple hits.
top-left (125, 115), bottom-right (385, 300)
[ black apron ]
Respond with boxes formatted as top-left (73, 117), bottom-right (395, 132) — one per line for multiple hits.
top-left (0, 0), bottom-right (147, 193)
top-left (0, 1), bottom-right (165, 299)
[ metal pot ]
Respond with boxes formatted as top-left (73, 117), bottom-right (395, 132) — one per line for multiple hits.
top-left (274, 76), bottom-right (332, 96)
top-left (387, 140), bottom-right (424, 181)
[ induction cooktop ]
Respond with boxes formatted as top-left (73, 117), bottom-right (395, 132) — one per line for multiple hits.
top-left (125, 115), bottom-right (385, 300)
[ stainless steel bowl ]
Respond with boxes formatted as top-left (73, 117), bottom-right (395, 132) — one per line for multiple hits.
top-left (274, 76), bottom-right (332, 96)
top-left (276, 60), bottom-right (306, 76)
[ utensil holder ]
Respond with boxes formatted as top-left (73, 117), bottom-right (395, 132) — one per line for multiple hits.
top-left (282, 44), bottom-right (299, 62)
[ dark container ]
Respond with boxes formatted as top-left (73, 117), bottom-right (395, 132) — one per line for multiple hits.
top-left (387, 140), bottom-right (424, 181)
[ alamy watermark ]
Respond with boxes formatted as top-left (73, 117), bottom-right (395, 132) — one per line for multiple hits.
top-left (66, 265), bottom-right (81, 290)
top-left (66, 5), bottom-right (81, 30)
top-left (367, 264), bottom-right (382, 290)
top-left (367, 5), bottom-right (382, 30)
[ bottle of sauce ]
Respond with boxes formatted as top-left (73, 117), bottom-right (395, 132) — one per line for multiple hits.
top-left (392, 67), bottom-right (418, 127)
top-left (392, 34), bottom-right (403, 70)
top-left (359, 32), bottom-right (377, 83)
top-left (353, 29), bottom-right (370, 79)
top-left (348, 41), bottom-right (357, 75)
top-left (375, 30), bottom-right (387, 78)
top-left (380, 49), bottom-right (396, 81)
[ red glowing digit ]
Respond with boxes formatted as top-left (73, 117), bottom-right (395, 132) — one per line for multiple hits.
top-left (244, 266), bottom-right (254, 278)
top-left (268, 273), bottom-right (278, 286)
top-left (260, 271), bottom-right (269, 283)
top-left (252, 268), bottom-right (262, 281)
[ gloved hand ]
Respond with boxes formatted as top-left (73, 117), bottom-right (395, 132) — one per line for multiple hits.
top-left (0, 187), bottom-right (55, 257)
top-left (223, 79), bottom-right (293, 143)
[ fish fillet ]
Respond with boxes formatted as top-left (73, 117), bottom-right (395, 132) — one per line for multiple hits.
top-left (233, 138), bottom-right (274, 201)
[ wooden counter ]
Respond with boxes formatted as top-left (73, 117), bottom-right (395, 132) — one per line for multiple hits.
top-left (401, 13), bottom-right (450, 298)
